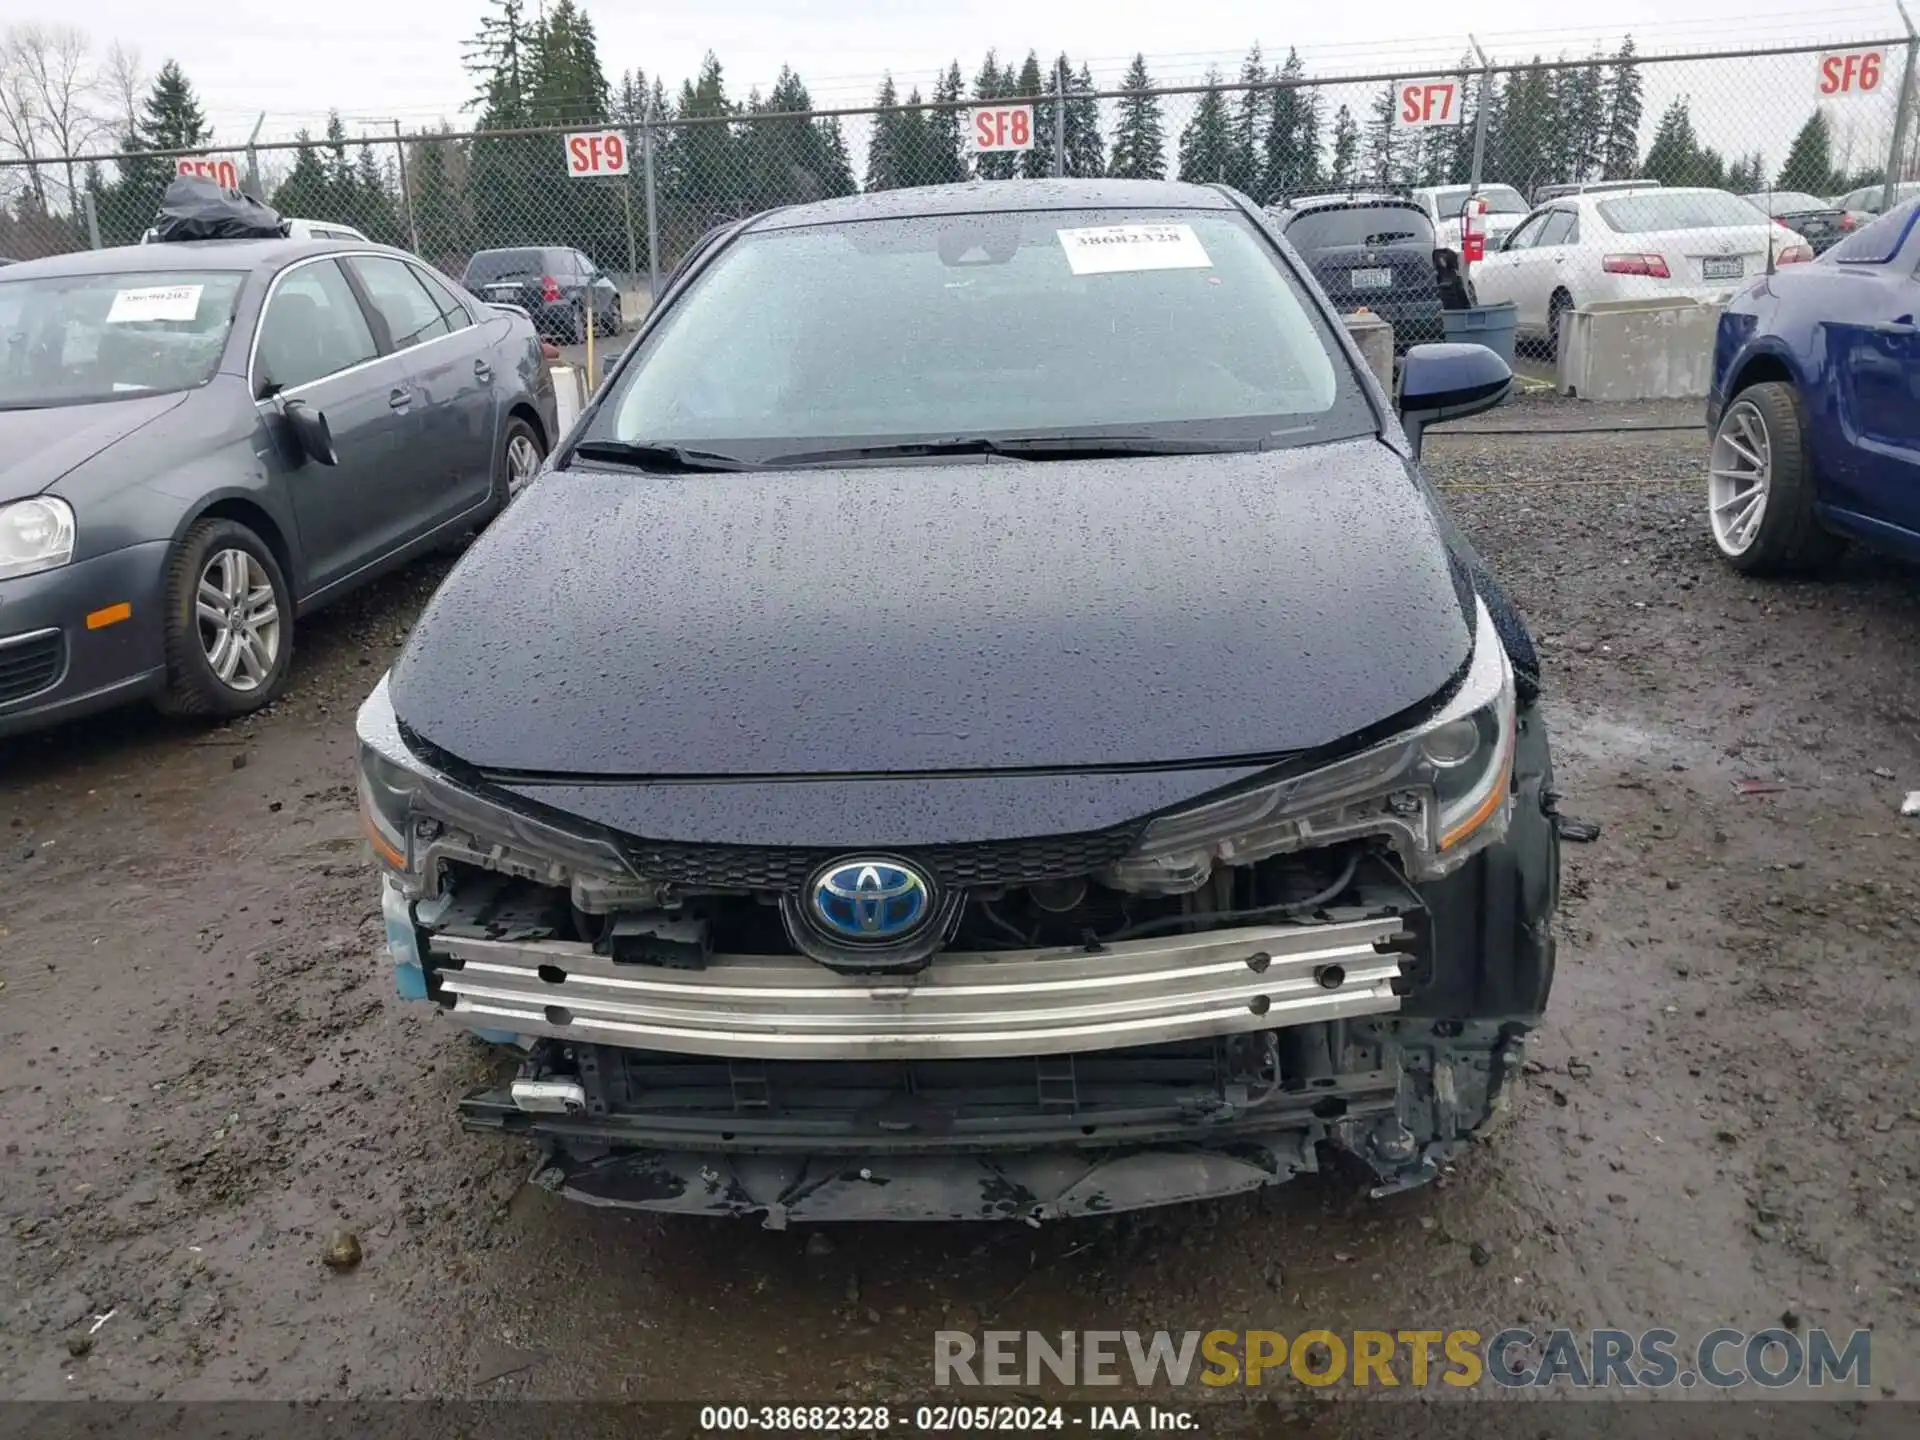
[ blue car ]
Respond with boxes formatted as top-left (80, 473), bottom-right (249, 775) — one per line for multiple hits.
top-left (1706, 197), bottom-right (1920, 572)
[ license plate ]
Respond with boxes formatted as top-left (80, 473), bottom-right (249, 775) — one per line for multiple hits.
top-left (1350, 267), bottom-right (1394, 290)
top-left (1702, 257), bottom-right (1744, 281)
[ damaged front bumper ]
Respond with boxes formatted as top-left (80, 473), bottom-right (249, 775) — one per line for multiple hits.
top-left (464, 1017), bottom-right (1525, 1224)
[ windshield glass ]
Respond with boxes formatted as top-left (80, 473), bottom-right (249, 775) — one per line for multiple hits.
top-left (1429, 185), bottom-right (1529, 218)
top-left (462, 249), bottom-right (546, 286)
top-left (1599, 191), bottom-right (1765, 232)
top-left (1285, 205), bottom-right (1434, 250)
top-left (0, 268), bottom-right (245, 409)
top-left (592, 207), bottom-right (1365, 457)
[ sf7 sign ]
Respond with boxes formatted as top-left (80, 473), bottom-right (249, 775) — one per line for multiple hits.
top-left (565, 130), bottom-right (629, 177)
top-left (1817, 49), bottom-right (1886, 99)
top-left (1394, 79), bottom-right (1464, 129)
top-left (968, 104), bottom-right (1034, 153)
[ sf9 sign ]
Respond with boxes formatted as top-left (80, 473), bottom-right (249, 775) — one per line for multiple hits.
top-left (565, 130), bottom-right (630, 177)
top-left (968, 104), bottom-right (1034, 153)
top-left (175, 155), bottom-right (240, 189)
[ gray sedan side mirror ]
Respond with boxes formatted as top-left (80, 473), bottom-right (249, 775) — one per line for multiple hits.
top-left (1397, 343), bottom-right (1511, 459)
top-left (284, 399), bottom-right (339, 467)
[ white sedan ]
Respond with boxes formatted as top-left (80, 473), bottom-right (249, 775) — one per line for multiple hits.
top-left (1471, 187), bottom-right (1811, 356)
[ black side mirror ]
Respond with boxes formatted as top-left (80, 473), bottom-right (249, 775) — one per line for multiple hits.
top-left (1397, 343), bottom-right (1511, 459)
top-left (283, 399), bottom-right (338, 467)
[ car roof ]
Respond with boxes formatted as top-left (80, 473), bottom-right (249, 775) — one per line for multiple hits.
top-left (750, 178), bottom-right (1236, 232)
top-left (0, 237), bottom-right (413, 280)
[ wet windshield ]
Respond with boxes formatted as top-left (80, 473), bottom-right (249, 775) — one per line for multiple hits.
top-left (588, 207), bottom-right (1366, 462)
top-left (0, 269), bottom-right (245, 409)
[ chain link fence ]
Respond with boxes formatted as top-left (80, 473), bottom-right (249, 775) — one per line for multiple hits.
top-left (2, 35), bottom-right (1915, 343)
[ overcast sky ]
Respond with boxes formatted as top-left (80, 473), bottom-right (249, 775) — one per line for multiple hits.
top-left (43, 0), bottom-right (1908, 137)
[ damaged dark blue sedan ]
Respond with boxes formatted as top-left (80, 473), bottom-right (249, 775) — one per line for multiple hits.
top-left (357, 180), bottom-right (1561, 1225)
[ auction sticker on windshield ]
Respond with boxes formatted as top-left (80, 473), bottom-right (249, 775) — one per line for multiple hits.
top-left (1057, 223), bottom-right (1212, 276)
top-left (106, 284), bottom-right (203, 323)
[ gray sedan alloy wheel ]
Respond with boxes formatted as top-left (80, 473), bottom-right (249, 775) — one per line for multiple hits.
top-left (196, 547), bottom-right (283, 693)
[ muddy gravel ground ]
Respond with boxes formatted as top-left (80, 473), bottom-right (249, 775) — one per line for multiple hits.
top-left (4, 396), bottom-right (1920, 1430)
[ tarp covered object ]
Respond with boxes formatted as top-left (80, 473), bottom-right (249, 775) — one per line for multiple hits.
top-left (151, 175), bottom-right (289, 242)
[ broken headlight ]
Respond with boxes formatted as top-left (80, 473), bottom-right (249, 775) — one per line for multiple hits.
top-left (1102, 597), bottom-right (1516, 895)
top-left (354, 674), bottom-right (645, 902)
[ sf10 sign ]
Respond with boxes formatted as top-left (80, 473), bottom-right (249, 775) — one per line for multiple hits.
top-left (968, 104), bottom-right (1034, 153)
top-left (1817, 49), bottom-right (1887, 99)
top-left (175, 155), bottom-right (240, 189)
top-left (1393, 79), bottom-right (1464, 129)
top-left (565, 130), bottom-right (630, 177)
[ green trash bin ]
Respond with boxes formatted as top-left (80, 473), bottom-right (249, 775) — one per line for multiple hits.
top-left (1442, 302), bottom-right (1518, 369)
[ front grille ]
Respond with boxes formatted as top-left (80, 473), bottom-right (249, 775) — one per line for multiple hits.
top-left (621, 825), bottom-right (1145, 892)
top-left (0, 630), bottom-right (64, 706)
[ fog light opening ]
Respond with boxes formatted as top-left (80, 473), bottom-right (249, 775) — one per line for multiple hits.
top-left (1315, 964), bottom-right (1346, 990)
top-left (543, 1004), bottom-right (573, 1027)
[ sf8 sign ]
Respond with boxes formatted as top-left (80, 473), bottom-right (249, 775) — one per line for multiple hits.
top-left (1817, 49), bottom-right (1886, 99)
top-left (1393, 79), bottom-right (1464, 129)
top-left (968, 104), bottom-right (1034, 153)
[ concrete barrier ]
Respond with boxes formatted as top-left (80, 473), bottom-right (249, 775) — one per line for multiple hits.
top-left (1342, 312), bottom-right (1394, 394)
top-left (550, 364), bottom-right (587, 438)
top-left (1557, 297), bottom-right (1725, 401)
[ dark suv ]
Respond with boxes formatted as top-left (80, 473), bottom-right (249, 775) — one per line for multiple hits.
top-left (359, 180), bottom-right (1556, 1225)
top-left (460, 246), bottom-right (621, 342)
top-left (1272, 194), bottom-right (1445, 349)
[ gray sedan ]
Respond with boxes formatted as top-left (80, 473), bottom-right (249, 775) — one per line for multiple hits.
top-left (0, 237), bottom-right (557, 736)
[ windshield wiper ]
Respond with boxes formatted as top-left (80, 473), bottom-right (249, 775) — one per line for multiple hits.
top-left (569, 439), bottom-right (752, 472)
top-left (764, 434), bottom-right (1255, 466)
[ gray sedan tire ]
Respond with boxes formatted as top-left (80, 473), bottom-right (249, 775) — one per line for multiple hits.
top-left (155, 517), bottom-right (294, 719)
top-left (495, 416), bottom-right (547, 511)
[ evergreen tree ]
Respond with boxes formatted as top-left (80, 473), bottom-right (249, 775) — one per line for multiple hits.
top-left (817, 115), bottom-right (857, 198)
top-left (105, 59), bottom-right (212, 241)
top-left (865, 74), bottom-right (907, 192)
top-left (1064, 62), bottom-right (1104, 177)
top-left (407, 125), bottom-right (470, 265)
top-left (526, 0), bottom-right (610, 126)
top-left (464, 0), bottom-right (534, 123)
top-left (269, 131), bottom-right (332, 226)
top-left (1226, 44), bottom-right (1267, 196)
top-left (1547, 50), bottom-right (1607, 185)
top-left (1642, 96), bottom-right (1700, 186)
top-left (1490, 62), bottom-right (1556, 197)
top-left (1328, 104), bottom-right (1360, 189)
top-left (1107, 54), bottom-right (1166, 180)
top-left (1725, 151), bottom-right (1766, 195)
top-left (1601, 37), bottom-right (1645, 179)
top-left (1776, 110), bottom-right (1835, 194)
top-left (1177, 69), bottom-right (1234, 183)
top-left (927, 61), bottom-right (970, 184)
top-left (743, 66), bottom-right (852, 207)
top-left (670, 54), bottom-right (741, 226)
top-left (896, 87), bottom-right (936, 187)
top-left (351, 145), bottom-right (403, 244)
top-left (1014, 51), bottom-right (1054, 180)
top-left (322, 113), bottom-right (354, 214)
top-left (1260, 48), bottom-right (1320, 201)
top-left (1362, 83), bottom-right (1407, 188)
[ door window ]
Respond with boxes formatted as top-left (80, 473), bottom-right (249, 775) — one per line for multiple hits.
top-left (348, 256), bottom-right (453, 350)
top-left (1538, 211), bottom-right (1577, 247)
top-left (1503, 213), bottom-right (1549, 251)
top-left (410, 264), bottom-right (474, 331)
top-left (254, 259), bottom-right (379, 395)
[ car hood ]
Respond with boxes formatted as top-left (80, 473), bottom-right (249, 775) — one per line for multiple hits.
top-left (0, 393), bottom-right (190, 505)
top-left (391, 439), bottom-right (1474, 777)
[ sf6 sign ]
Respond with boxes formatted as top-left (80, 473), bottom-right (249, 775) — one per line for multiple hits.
top-left (968, 104), bottom-right (1034, 153)
top-left (1394, 79), bottom-right (1463, 129)
top-left (1817, 49), bottom-right (1886, 98)
top-left (175, 155), bottom-right (239, 188)
top-left (565, 130), bottom-right (629, 177)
